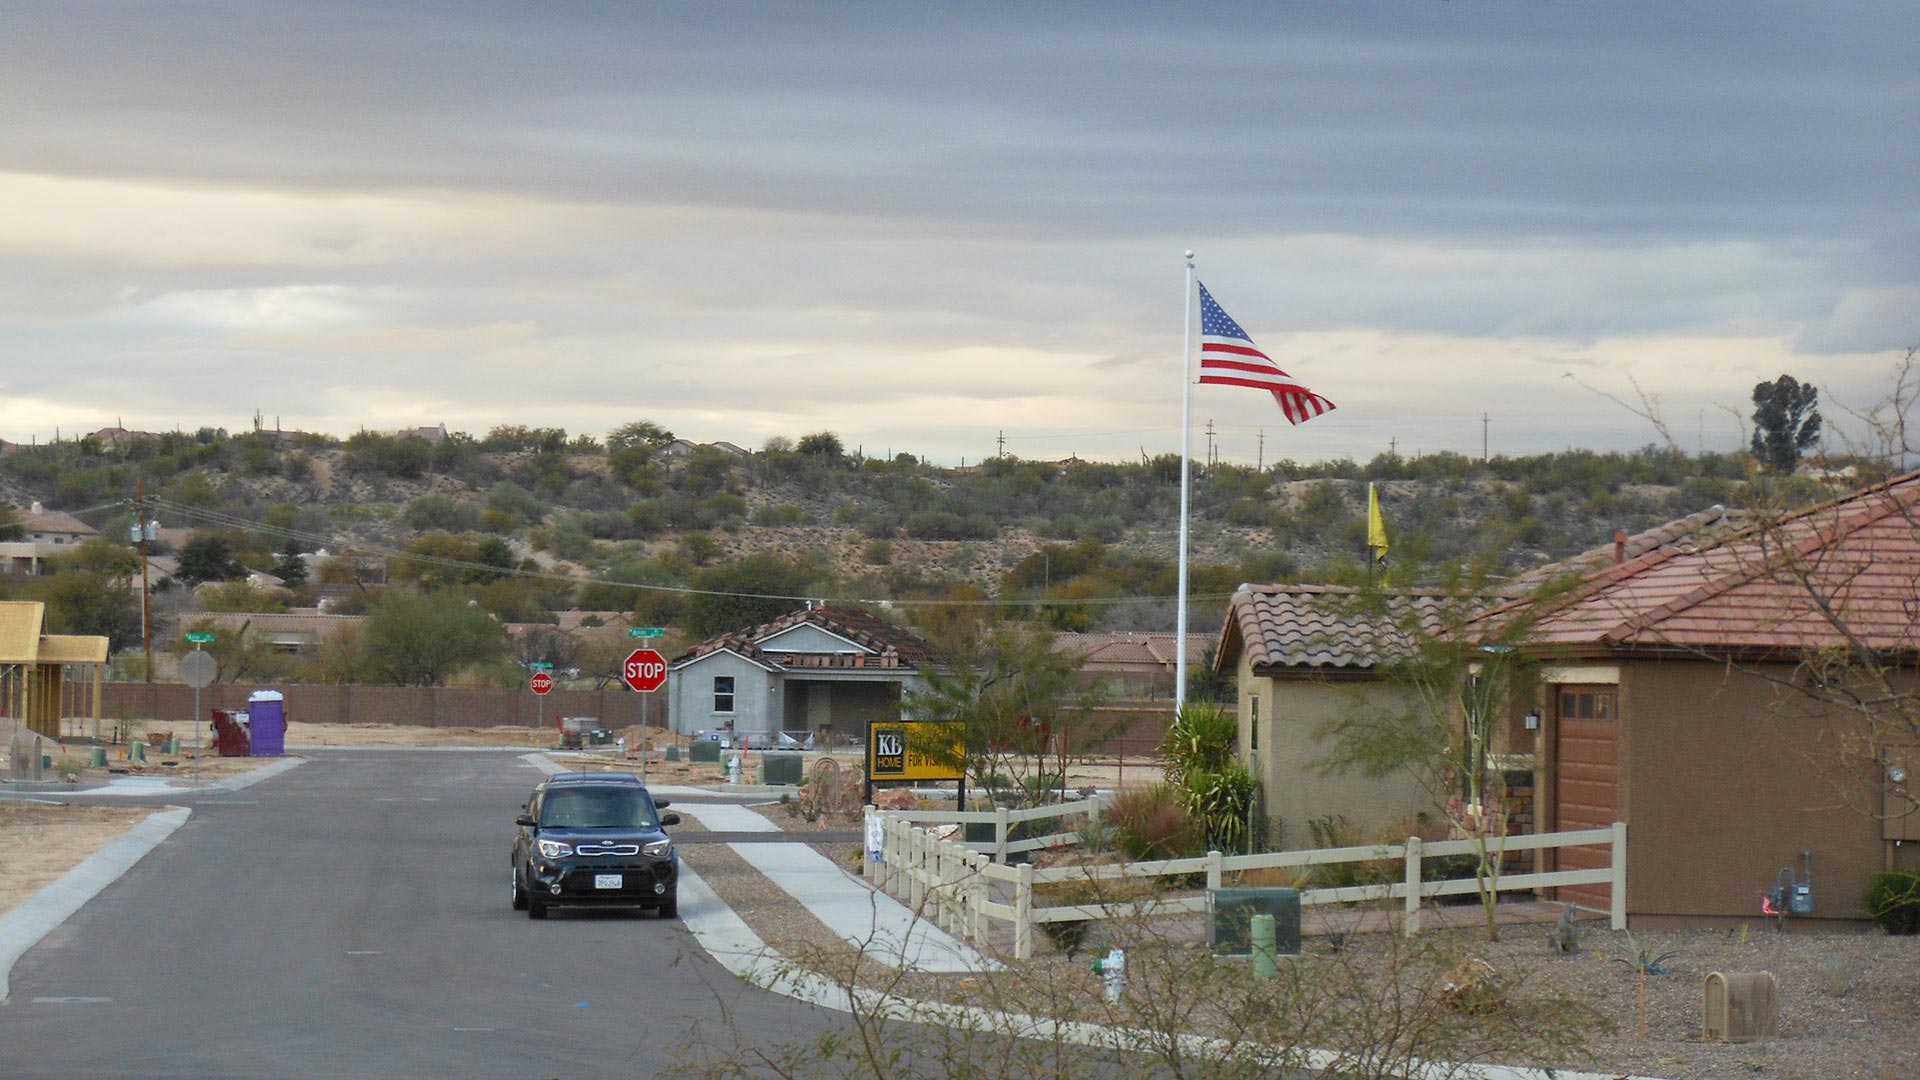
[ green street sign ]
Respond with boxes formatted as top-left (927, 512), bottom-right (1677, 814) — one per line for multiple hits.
top-left (528, 661), bottom-right (555, 672)
top-left (628, 627), bottom-right (665, 638)
top-left (184, 632), bottom-right (216, 644)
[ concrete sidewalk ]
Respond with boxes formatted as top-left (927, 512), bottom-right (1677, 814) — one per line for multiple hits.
top-left (672, 800), bottom-right (997, 973)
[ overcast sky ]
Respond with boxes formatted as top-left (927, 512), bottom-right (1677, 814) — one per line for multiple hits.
top-left (1, 2), bottom-right (1914, 466)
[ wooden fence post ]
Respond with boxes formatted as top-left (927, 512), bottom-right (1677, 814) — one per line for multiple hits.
top-left (994, 805), bottom-right (1010, 864)
top-left (1014, 862), bottom-right (1034, 961)
top-left (863, 808), bottom-right (877, 882)
top-left (1206, 850), bottom-right (1223, 893)
top-left (1403, 835), bottom-right (1423, 935)
top-left (970, 853), bottom-right (989, 945)
top-left (1610, 821), bottom-right (1628, 931)
top-left (909, 828), bottom-right (926, 912)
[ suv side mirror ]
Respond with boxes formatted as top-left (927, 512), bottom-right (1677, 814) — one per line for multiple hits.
top-left (660, 813), bottom-right (681, 827)
top-left (653, 799), bottom-right (671, 809)
top-left (515, 814), bottom-right (537, 828)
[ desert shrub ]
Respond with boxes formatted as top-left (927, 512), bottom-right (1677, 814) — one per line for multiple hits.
top-left (1106, 784), bottom-right (1203, 860)
top-left (752, 502), bottom-right (807, 526)
top-left (862, 539), bottom-right (893, 565)
top-left (1864, 868), bottom-right (1920, 934)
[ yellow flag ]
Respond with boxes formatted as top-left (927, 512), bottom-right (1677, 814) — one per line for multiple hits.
top-left (1367, 482), bottom-right (1389, 563)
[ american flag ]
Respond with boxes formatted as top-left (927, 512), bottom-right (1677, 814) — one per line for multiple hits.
top-left (1196, 281), bottom-right (1334, 425)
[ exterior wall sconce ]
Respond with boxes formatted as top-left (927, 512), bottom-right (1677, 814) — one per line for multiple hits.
top-left (1524, 708), bottom-right (1541, 731)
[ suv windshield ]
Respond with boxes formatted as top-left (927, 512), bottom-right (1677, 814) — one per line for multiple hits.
top-left (540, 788), bottom-right (656, 830)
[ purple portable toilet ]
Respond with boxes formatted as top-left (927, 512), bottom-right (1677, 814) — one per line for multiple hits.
top-left (248, 690), bottom-right (286, 757)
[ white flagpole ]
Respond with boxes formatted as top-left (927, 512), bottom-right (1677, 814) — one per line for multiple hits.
top-left (1175, 250), bottom-right (1195, 716)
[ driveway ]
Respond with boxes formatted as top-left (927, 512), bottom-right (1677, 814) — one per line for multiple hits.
top-left (0, 750), bottom-right (839, 1079)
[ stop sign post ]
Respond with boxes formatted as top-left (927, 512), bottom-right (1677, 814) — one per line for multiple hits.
top-left (624, 648), bottom-right (667, 785)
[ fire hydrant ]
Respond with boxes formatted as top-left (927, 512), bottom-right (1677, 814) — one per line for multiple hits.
top-left (1090, 948), bottom-right (1125, 1002)
top-left (727, 754), bottom-right (743, 785)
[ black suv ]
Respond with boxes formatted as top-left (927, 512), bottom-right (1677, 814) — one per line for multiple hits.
top-left (512, 772), bottom-right (681, 920)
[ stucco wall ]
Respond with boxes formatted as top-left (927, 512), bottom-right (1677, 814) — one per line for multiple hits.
top-left (1238, 651), bottom-right (1436, 849)
top-left (668, 652), bottom-right (780, 735)
top-left (1616, 659), bottom-right (1916, 923)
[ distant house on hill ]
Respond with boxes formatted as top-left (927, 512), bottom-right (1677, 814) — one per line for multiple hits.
top-left (666, 603), bottom-right (933, 744)
top-left (391, 423), bottom-right (448, 444)
top-left (2, 503), bottom-right (100, 576)
top-left (708, 441), bottom-right (750, 457)
top-left (657, 438), bottom-right (701, 461)
top-left (86, 426), bottom-right (160, 450)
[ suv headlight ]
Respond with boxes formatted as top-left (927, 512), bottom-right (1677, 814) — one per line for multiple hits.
top-left (643, 839), bottom-right (673, 858)
top-left (536, 838), bottom-right (574, 859)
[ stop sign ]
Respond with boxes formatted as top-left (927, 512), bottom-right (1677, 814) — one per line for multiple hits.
top-left (623, 648), bottom-right (668, 693)
top-left (530, 672), bottom-right (553, 695)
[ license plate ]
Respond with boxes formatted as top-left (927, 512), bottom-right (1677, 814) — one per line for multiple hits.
top-left (594, 874), bottom-right (623, 890)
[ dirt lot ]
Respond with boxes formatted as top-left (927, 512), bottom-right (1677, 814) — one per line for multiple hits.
top-left (0, 803), bottom-right (157, 917)
top-left (285, 722), bottom-right (552, 748)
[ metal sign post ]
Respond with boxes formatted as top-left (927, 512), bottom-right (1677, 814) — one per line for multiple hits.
top-left (179, 637), bottom-right (218, 787)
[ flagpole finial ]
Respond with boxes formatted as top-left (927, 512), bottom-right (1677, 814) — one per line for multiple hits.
top-left (1184, 249), bottom-right (1194, 266)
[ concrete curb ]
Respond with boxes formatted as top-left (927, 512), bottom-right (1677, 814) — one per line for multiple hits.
top-left (0, 806), bottom-right (192, 1003)
top-left (214, 757), bottom-right (305, 792)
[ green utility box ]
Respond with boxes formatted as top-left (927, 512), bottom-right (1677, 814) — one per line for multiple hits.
top-left (1208, 887), bottom-right (1302, 957)
top-left (664, 745), bottom-right (680, 763)
top-left (689, 740), bottom-right (722, 764)
top-left (762, 751), bottom-right (804, 785)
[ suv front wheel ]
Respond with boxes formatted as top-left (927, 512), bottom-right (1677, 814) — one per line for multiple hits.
top-left (511, 865), bottom-right (529, 911)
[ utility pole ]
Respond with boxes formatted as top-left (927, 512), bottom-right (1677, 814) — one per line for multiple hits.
top-left (135, 477), bottom-right (153, 682)
top-left (996, 430), bottom-right (1006, 458)
top-left (1389, 436), bottom-right (1398, 458)
top-left (1256, 428), bottom-right (1265, 472)
top-left (1204, 419), bottom-right (1216, 470)
top-left (1482, 412), bottom-right (1490, 463)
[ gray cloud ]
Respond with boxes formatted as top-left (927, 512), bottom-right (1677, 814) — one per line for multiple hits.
top-left (0, 2), bottom-right (1914, 462)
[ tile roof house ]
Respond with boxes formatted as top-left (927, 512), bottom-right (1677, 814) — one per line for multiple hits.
top-left (189, 610), bottom-right (369, 654)
top-left (2, 503), bottom-right (101, 576)
top-left (1471, 470), bottom-right (1920, 926)
top-left (1053, 631), bottom-right (1208, 698)
top-left (1215, 586), bottom-right (1477, 842)
top-left (666, 603), bottom-right (933, 743)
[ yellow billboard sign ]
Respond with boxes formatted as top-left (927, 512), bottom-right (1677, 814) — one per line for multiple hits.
top-left (867, 720), bottom-right (964, 782)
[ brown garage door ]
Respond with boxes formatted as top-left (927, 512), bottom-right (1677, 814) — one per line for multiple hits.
top-left (1554, 686), bottom-right (1617, 912)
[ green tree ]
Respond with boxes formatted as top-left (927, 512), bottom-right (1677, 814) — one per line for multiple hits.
top-left (272, 541), bottom-right (309, 588)
top-left (0, 504), bottom-right (24, 541)
top-left (905, 618), bottom-right (1100, 805)
top-left (176, 533), bottom-right (245, 585)
top-left (1313, 580), bottom-right (1549, 941)
top-left (199, 581), bottom-right (291, 613)
top-left (796, 431), bottom-right (844, 459)
top-left (361, 590), bottom-right (507, 686)
top-left (1750, 374), bottom-right (1822, 473)
top-left (683, 553), bottom-right (821, 638)
top-left (23, 570), bottom-right (142, 650)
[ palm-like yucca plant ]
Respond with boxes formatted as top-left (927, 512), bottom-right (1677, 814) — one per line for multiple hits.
top-left (1611, 934), bottom-right (1681, 1039)
top-left (1161, 704), bottom-right (1258, 853)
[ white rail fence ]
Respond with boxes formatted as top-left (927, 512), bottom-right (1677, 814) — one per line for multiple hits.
top-left (863, 799), bottom-right (1626, 960)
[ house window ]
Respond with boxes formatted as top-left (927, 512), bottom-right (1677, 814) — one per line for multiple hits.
top-left (713, 676), bottom-right (736, 713)
top-left (1249, 695), bottom-right (1260, 751)
top-left (1558, 689), bottom-right (1615, 721)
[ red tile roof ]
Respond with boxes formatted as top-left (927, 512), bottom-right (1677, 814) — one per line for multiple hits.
top-left (671, 603), bottom-right (933, 670)
top-left (1501, 504), bottom-right (1751, 593)
top-left (1053, 631), bottom-right (1208, 667)
top-left (1221, 585), bottom-right (1478, 674)
top-left (1501, 470), bottom-right (1920, 655)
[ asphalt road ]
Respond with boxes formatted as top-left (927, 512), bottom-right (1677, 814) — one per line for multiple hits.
top-left (0, 751), bottom-right (844, 1079)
